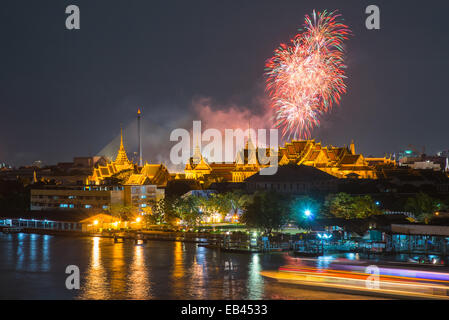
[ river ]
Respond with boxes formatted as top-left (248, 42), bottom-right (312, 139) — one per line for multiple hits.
top-left (0, 233), bottom-right (378, 299)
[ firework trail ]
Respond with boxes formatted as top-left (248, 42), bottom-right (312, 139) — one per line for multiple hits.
top-left (265, 10), bottom-right (351, 140)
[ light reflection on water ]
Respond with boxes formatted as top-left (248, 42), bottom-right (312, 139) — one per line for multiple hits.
top-left (0, 233), bottom-right (379, 299)
top-left (129, 244), bottom-right (151, 299)
top-left (79, 237), bottom-right (109, 299)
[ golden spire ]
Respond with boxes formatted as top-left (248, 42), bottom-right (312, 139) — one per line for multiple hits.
top-left (120, 127), bottom-right (125, 150)
top-left (115, 127), bottom-right (131, 165)
top-left (350, 140), bottom-right (355, 155)
top-left (193, 139), bottom-right (202, 164)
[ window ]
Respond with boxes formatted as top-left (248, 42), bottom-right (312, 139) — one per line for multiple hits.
top-left (85, 205), bottom-right (92, 209)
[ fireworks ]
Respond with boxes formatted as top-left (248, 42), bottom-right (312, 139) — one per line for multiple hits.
top-left (265, 10), bottom-right (351, 139)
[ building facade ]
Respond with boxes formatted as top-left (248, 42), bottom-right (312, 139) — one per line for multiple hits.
top-left (184, 139), bottom-right (396, 185)
top-left (30, 186), bottom-right (124, 211)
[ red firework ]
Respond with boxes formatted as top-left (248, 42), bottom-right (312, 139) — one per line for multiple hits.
top-left (265, 10), bottom-right (351, 139)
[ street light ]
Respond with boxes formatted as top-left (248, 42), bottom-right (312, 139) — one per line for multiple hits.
top-left (304, 209), bottom-right (312, 218)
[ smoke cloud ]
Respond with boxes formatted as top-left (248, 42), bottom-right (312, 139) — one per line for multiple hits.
top-left (96, 96), bottom-right (277, 173)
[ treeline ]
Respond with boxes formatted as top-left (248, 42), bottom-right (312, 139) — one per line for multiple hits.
top-left (142, 191), bottom-right (385, 232)
top-left (143, 190), bottom-right (449, 232)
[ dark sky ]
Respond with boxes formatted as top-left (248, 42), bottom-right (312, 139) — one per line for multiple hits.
top-left (1, 0), bottom-right (448, 167)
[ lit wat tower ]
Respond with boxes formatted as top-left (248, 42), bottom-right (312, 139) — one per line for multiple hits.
top-left (137, 108), bottom-right (143, 167)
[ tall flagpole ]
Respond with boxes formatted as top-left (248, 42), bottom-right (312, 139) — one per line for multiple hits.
top-left (137, 108), bottom-right (143, 167)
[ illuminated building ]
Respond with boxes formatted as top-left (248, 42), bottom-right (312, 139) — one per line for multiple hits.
top-left (124, 185), bottom-right (165, 212)
top-left (30, 184), bottom-right (164, 214)
top-left (30, 186), bottom-right (125, 211)
top-left (185, 138), bottom-right (271, 185)
top-left (278, 139), bottom-right (395, 179)
top-left (88, 128), bottom-right (134, 185)
top-left (126, 163), bottom-right (170, 188)
top-left (184, 139), bottom-right (395, 184)
top-left (88, 127), bottom-right (170, 188)
top-left (0, 211), bottom-right (123, 232)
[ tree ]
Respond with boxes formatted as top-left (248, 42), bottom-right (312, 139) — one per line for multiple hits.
top-left (241, 191), bottom-right (291, 234)
top-left (205, 191), bottom-right (251, 222)
top-left (108, 204), bottom-right (135, 222)
top-left (323, 193), bottom-right (354, 219)
top-left (405, 192), bottom-right (440, 223)
top-left (351, 195), bottom-right (382, 219)
top-left (176, 195), bottom-right (202, 228)
top-left (226, 190), bottom-right (252, 220)
top-left (324, 193), bottom-right (381, 220)
top-left (163, 196), bottom-right (182, 225)
top-left (142, 199), bottom-right (165, 226)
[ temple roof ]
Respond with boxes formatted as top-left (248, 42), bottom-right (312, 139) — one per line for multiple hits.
top-left (115, 128), bottom-right (131, 165)
top-left (141, 163), bottom-right (164, 177)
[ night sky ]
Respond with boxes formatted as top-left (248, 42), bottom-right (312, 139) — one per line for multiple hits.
top-left (1, 0), bottom-right (448, 167)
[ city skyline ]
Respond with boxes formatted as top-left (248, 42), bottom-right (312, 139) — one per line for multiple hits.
top-left (2, 1), bottom-right (449, 303)
top-left (1, 0), bottom-right (449, 166)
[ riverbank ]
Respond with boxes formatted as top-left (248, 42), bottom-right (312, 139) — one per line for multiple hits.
top-left (0, 225), bottom-right (216, 242)
top-left (0, 226), bottom-right (283, 254)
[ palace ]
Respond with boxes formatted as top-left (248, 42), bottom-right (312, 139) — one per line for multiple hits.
top-left (278, 139), bottom-right (395, 179)
top-left (87, 123), bottom-right (395, 188)
top-left (88, 129), bottom-right (134, 185)
top-left (184, 138), bottom-right (271, 185)
top-left (88, 129), bottom-right (170, 188)
top-left (184, 139), bottom-right (396, 184)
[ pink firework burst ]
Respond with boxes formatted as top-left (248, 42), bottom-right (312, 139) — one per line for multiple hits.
top-left (265, 10), bottom-right (351, 140)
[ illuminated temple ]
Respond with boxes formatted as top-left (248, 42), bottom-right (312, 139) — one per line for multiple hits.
top-left (184, 139), bottom-right (396, 184)
top-left (87, 126), bottom-right (395, 188)
top-left (185, 138), bottom-right (271, 184)
top-left (88, 129), bottom-right (170, 187)
top-left (278, 140), bottom-right (395, 179)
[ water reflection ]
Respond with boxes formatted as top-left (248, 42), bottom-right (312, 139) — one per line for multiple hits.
top-left (42, 235), bottom-right (50, 271)
top-left (172, 241), bottom-right (186, 298)
top-left (79, 237), bottom-right (109, 299)
top-left (29, 234), bottom-right (37, 264)
top-left (16, 233), bottom-right (25, 270)
top-left (247, 254), bottom-right (263, 299)
top-left (190, 246), bottom-right (205, 299)
top-left (0, 234), bottom-right (304, 300)
top-left (173, 241), bottom-right (185, 278)
top-left (110, 242), bottom-right (127, 295)
top-left (128, 245), bottom-right (151, 299)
